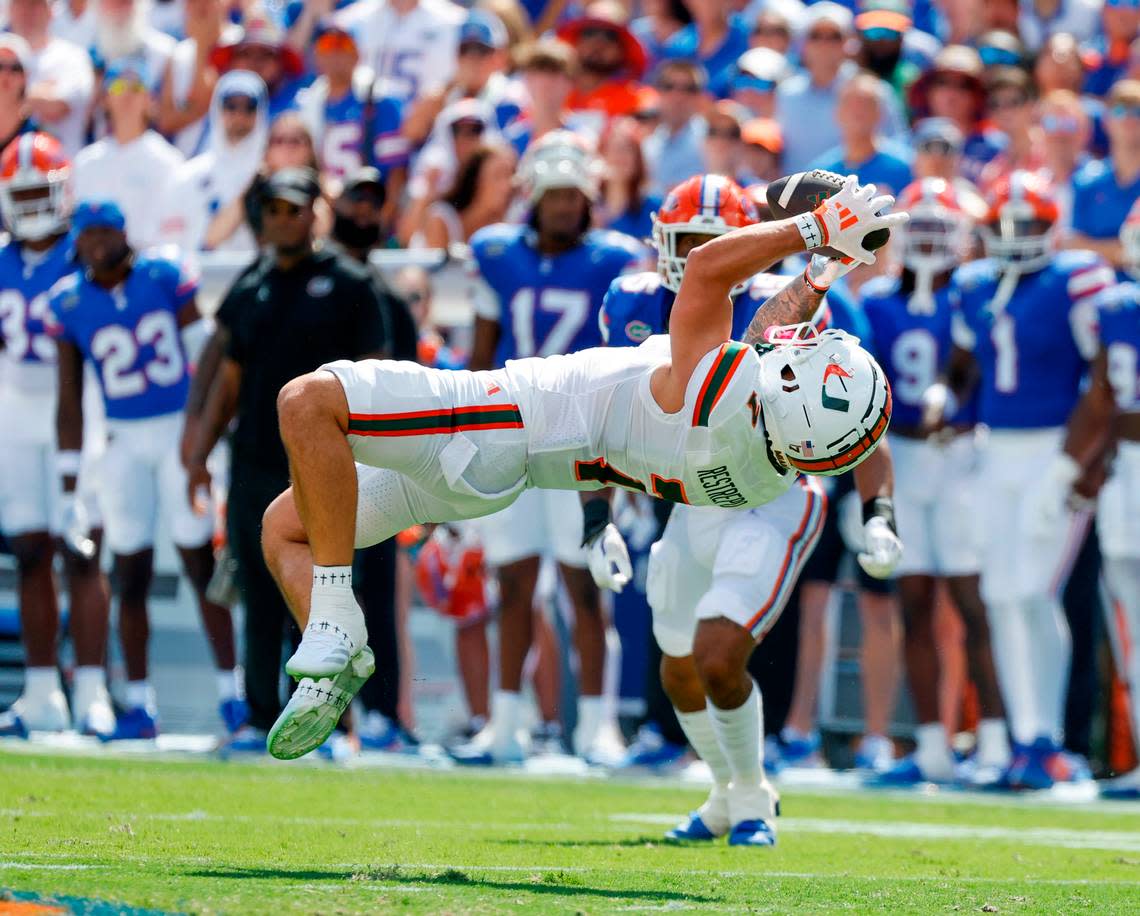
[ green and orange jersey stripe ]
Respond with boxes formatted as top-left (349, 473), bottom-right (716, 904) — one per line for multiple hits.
top-left (692, 342), bottom-right (750, 427)
top-left (347, 404), bottom-right (524, 437)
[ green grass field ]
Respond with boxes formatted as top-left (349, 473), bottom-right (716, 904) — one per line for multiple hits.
top-left (3, 751), bottom-right (1140, 914)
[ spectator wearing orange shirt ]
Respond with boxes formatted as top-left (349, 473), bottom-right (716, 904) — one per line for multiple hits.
top-left (558, 1), bottom-right (648, 134)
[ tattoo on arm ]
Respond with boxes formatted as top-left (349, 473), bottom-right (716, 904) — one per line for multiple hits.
top-left (742, 276), bottom-right (825, 347)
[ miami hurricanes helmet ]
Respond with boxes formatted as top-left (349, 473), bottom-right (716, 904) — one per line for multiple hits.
top-left (897, 177), bottom-right (972, 274)
top-left (981, 170), bottom-right (1058, 271)
top-left (756, 325), bottom-right (892, 476)
top-left (518, 129), bottom-right (601, 205)
top-left (0, 133), bottom-right (72, 241)
top-left (1121, 197), bottom-right (1140, 281)
top-left (653, 174), bottom-right (760, 295)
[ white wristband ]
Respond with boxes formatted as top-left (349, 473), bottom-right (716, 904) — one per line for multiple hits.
top-left (793, 212), bottom-right (824, 250)
top-left (55, 450), bottom-right (81, 477)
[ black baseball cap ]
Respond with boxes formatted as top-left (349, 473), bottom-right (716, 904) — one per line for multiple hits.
top-left (262, 167), bottom-right (321, 206)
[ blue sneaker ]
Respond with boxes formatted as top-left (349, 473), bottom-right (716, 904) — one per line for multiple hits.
top-left (218, 726), bottom-right (268, 757)
top-left (620, 724), bottom-right (687, 770)
top-left (220, 698), bottom-right (249, 734)
top-left (763, 735), bottom-right (785, 776)
top-left (665, 812), bottom-right (722, 841)
top-left (868, 755), bottom-right (926, 786)
top-left (728, 819), bottom-right (777, 847)
top-left (100, 706), bottom-right (158, 742)
top-left (997, 738), bottom-right (1055, 790)
top-left (854, 734), bottom-right (895, 773)
top-left (0, 709), bottom-right (29, 738)
top-left (359, 711), bottom-right (420, 752)
top-left (779, 729), bottom-right (824, 768)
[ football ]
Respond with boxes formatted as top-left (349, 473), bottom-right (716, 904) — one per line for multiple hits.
top-left (766, 170), bottom-right (892, 258)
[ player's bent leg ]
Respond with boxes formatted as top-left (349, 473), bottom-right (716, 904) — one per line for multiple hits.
top-left (277, 372), bottom-right (367, 680)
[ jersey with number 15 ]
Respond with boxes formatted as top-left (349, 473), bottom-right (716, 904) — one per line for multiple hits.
top-left (469, 223), bottom-right (647, 367)
top-left (950, 250), bottom-right (1113, 429)
top-left (46, 251), bottom-right (197, 421)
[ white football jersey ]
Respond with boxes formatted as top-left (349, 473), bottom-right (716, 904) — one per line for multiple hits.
top-left (336, 0), bottom-right (465, 102)
top-left (505, 335), bottom-right (794, 508)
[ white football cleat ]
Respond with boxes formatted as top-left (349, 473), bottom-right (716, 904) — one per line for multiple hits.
top-left (285, 606), bottom-right (368, 679)
top-left (0, 690), bottom-right (71, 736)
top-left (72, 682), bottom-right (116, 738)
top-left (268, 647), bottom-right (375, 760)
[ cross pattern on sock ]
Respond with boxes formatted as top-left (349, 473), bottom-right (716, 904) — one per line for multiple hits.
top-left (315, 572), bottom-right (351, 585)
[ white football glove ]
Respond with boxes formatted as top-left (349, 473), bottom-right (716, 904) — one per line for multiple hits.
top-left (857, 516), bottom-right (903, 580)
top-left (585, 523), bottom-right (632, 593)
top-left (803, 253), bottom-right (858, 293)
top-left (57, 492), bottom-right (96, 560)
top-left (800, 174), bottom-right (908, 265)
top-left (1028, 453), bottom-right (1081, 539)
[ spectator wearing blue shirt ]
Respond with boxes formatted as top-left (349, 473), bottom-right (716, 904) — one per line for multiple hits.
top-left (660, 0), bottom-right (750, 98)
top-left (728, 46), bottom-right (790, 119)
top-left (630, 0), bottom-right (692, 72)
top-left (597, 116), bottom-right (661, 241)
top-left (812, 72), bottom-right (913, 196)
top-left (1069, 78), bottom-right (1140, 269)
top-left (775, 3), bottom-right (907, 172)
top-left (641, 59), bottom-right (708, 196)
top-left (1083, 0), bottom-right (1140, 98)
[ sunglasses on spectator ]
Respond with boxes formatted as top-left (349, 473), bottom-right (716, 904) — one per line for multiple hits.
top-left (0, 61), bottom-right (24, 74)
top-left (989, 93), bottom-right (1029, 111)
top-left (451, 120), bottom-right (485, 137)
top-left (917, 139), bottom-right (955, 156)
top-left (806, 31), bottom-right (844, 43)
top-left (579, 26), bottom-right (621, 43)
top-left (405, 290), bottom-right (427, 304)
top-left (270, 133), bottom-right (308, 146)
top-left (107, 77), bottom-right (145, 96)
top-left (753, 24), bottom-right (790, 38)
top-left (707, 126), bottom-right (742, 140)
top-left (979, 46), bottom-right (1022, 68)
top-left (633, 109), bottom-right (660, 122)
top-left (1111, 103), bottom-right (1140, 119)
top-left (732, 75), bottom-right (776, 93)
top-left (861, 27), bottom-right (901, 42)
top-left (459, 42), bottom-right (494, 58)
top-left (315, 32), bottom-right (357, 54)
top-left (658, 80), bottom-right (699, 94)
top-left (345, 187), bottom-right (384, 206)
top-left (263, 199), bottom-right (304, 218)
top-left (931, 75), bottom-right (974, 91)
top-left (1041, 113), bottom-right (1079, 134)
top-left (222, 96), bottom-right (258, 114)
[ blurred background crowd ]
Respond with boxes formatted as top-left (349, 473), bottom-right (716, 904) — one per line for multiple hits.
top-left (2, 0), bottom-right (1140, 792)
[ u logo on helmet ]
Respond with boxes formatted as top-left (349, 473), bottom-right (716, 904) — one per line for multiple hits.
top-left (821, 362), bottom-right (853, 413)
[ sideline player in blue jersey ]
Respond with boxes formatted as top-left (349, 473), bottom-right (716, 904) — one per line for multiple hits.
top-left (860, 178), bottom-right (1007, 788)
top-left (0, 134), bottom-right (114, 739)
top-left (1052, 201), bottom-right (1140, 799)
top-left (46, 201), bottom-right (244, 741)
top-left (450, 131), bottom-right (648, 766)
top-left (601, 173), bottom-right (901, 844)
top-left (933, 171), bottom-right (1116, 790)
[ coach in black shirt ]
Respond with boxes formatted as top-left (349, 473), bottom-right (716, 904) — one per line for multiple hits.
top-left (185, 168), bottom-right (387, 741)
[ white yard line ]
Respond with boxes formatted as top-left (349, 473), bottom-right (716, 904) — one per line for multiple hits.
top-left (612, 812), bottom-right (1140, 851)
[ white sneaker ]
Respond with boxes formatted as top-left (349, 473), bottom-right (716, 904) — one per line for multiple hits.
top-left (73, 683), bottom-right (115, 738)
top-left (581, 721), bottom-right (627, 767)
top-left (285, 607), bottom-right (368, 679)
top-left (2, 690), bottom-right (71, 734)
top-left (855, 734), bottom-right (895, 773)
top-left (268, 647), bottom-right (375, 760)
top-left (449, 722), bottom-right (528, 766)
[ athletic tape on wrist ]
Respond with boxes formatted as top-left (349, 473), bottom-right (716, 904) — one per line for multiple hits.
top-left (793, 211), bottom-right (824, 250)
top-left (55, 450), bottom-right (81, 477)
top-left (581, 498), bottom-right (611, 548)
top-left (863, 497), bottom-right (897, 535)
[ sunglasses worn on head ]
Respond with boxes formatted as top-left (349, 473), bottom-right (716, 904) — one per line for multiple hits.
top-left (222, 96), bottom-right (257, 114)
top-left (107, 77), bottom-right (145, 96)
top-left (0, 61), bottom-right (24, 74)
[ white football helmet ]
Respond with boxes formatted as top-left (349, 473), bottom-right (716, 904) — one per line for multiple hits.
top-left (1121, 197), bottom-right (1140, 282)
top-left (0, 132), bottom-right (72, 241)
top-left (518, 129), bottom-right (601, 205)
top-left (757, 325), bottom-right (892, 477)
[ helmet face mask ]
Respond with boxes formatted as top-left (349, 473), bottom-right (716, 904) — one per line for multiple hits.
top-left (756, 327), bottom-right (892, 477)
top-left (901, 207), bottom-right (968, 274)
top-left (0, 134), bottom-right (72, 242)
top-left (981, 171), bottom-right (1058, 272)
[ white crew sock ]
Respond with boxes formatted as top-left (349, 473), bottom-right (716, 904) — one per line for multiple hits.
top-left (675, 706), bottom-right (733, 834)
top-left (975, 718), bottom-right (1011, 769)
top-left (216, 669), bottom-right (242, 702)
top-left (24, 667), bottom-right (62, 702)
top-left (574, 695), bottom-right (604, 755)
top-left (1027, 596), bottom-right (1071, 746)
top-left (708, 683), bottom-right (777, 825)
top-left (490, 690), bottom-right (522, 752)
top-left (986, 599), bottom-right (1038, 747)
top-left (73, 666), bottom-right (108, 697)
top-left (914, 722), bottom-right (955, 780)
top-left (309, 565), bottom-right (366, 638)
top-left (126, 680), bottom-right (157, 714)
